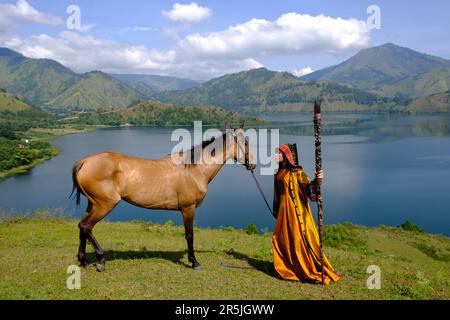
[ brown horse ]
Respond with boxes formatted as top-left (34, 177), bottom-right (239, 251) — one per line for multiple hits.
top-left (71, 125), bottom-right (256, 271)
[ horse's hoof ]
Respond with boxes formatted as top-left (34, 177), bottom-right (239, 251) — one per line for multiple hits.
top-left (192, 262), bottom-right (201, 270)
top-left (96, 263), bottom-right (105, 272)
top-left (77, 256), bottom-right (90, 268)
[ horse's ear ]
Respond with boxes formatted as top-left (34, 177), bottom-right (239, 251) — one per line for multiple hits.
top-left (239, 122), bottom-right (245, 129)
top-left (225, 123), bottom-right (231, 129)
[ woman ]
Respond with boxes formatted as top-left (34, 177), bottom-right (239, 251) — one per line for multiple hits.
top-left (272, 143), bottom-right (340, 285)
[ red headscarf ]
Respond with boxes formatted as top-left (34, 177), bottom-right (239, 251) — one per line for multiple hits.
top-left (279, 144), bottom-right (302, 169)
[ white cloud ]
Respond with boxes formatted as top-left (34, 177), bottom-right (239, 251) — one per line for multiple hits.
top-left (180, 12), bottom-right (369, 59)
top-left (0, 0), bottom-right (62, 26)
top-left (3, 31), bottom-right (261, 80)
top-left (291, 67), bottom-right (314, 77)
top-left (0, 6), bottom-right (371, 80)
top-left (173, 58), bottom-right (263, 79)
top-left (162, 2), bottom-right (212, 24)
top-left (5, 32), bottom-right (176, 73)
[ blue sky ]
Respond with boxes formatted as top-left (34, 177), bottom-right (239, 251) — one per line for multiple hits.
top-left (0, 0), bottom-right (449, 79)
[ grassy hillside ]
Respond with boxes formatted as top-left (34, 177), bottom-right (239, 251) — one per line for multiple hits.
top-left (0, 48), bottom-right (79, 106)
top-left (111, 74), bottom-right (201, 97)
top-left (157, 68), bottom-right (402, 113)
top-left (0, 90), bottom-right (47, 115)
top-left (302, 43), bottom-right (450, 98)
top-left (352, 67), bottom-right (450, 99)
top-left (407, 91), bottom-right (450, 113)
top-left (61, 100), bottom-right (266, 126)
top-left (47, 71), bottom-right (142, 112)
top-left (380, 68), bottom-right (450, 98)
top-left (0, 215), bottom-right (448, 299)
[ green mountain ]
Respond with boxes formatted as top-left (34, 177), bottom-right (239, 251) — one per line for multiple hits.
top-left (111, 74), bottom-right (201, 97)
top-left (0, 48), bottom-right (78, 106)
top-left (47, 71), bottom-right (141, 112)
top-left (0, 89), bottom-right (47, 115)
top-left (0, 48), bottom-right (141, 112)
top-left (156, 67), bottom-right (401, 113)
top-left (61, 100), bottom-right (265, 126)
top-left (301, 43), bottom-right (450, 98)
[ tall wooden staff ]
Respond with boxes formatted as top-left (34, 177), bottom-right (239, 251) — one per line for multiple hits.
top-left (313, 100), bottom-right (325, 285)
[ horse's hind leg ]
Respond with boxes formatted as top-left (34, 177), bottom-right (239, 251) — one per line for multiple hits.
top-left (181, 205), bottom-right (200, 269)
top-left (78, 201), bottom-right (118, 272)
top-left (77, 201), bottom-right (92, 267)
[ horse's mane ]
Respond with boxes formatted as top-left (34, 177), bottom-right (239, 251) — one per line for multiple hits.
top-left (168, 132), bottom-right (227, 167)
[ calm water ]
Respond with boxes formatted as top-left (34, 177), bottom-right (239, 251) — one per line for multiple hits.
top-left (0, 113), bottom-right (449, 235)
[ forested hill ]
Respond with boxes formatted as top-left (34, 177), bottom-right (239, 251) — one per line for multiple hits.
top-left (110, 74), bottom-right (201, 97)
top-left (59, 100), bottom-right (265, 126)
top-left (155, 67), bottom-right (404, 113)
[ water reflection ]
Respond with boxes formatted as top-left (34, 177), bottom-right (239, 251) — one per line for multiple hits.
top-left (262, 113), bottom-right (450, 142)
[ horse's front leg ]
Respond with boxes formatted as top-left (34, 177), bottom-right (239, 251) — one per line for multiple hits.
top-left (181, 205), bottom-right (200, 269)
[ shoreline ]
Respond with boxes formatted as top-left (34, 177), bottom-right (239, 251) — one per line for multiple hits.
top-left (0, 147), bottom-right (59, 180)
top-left (0, 126), bottom-right (97, 181)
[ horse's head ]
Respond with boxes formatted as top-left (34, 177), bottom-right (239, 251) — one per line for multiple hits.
top-left (225, 124), bottom-right (257, 171)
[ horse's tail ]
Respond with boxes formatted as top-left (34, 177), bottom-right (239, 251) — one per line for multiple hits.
top-left (70, 160), bottom-right (85, 205)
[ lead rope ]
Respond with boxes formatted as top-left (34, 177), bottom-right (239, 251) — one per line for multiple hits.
top-left (250, 168), bottom-right (274, 217)
top-left (234, 132), bottom-right (274, 218)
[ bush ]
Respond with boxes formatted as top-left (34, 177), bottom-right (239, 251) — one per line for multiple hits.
top-left (0, 127), bottom-right (17, 139)
top-left (13, 148), bottom-right (34, 165)
top-left (324, 222), bottom-right (368, 252)
top-left (246, 223), bottom-right (259, 235)
top-left (400, 220), bottom-right (425, 233)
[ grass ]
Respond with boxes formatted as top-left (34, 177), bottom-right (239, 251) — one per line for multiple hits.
top-left (0, 214), bottom-right (448, 300)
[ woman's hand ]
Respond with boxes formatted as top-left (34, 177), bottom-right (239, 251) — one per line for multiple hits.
top-left (315, 170), bottom-right (324, 180)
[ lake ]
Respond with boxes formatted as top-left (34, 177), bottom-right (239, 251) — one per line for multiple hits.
top-left (0, 113), bottom-right (449, 235)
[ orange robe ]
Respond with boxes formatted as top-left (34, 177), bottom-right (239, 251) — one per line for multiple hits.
top-left (272, 168), bottom-right (340, 285)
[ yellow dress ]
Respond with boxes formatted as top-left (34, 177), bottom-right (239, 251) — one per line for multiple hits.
top-left (272, 168), bottom-right (340, 285)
